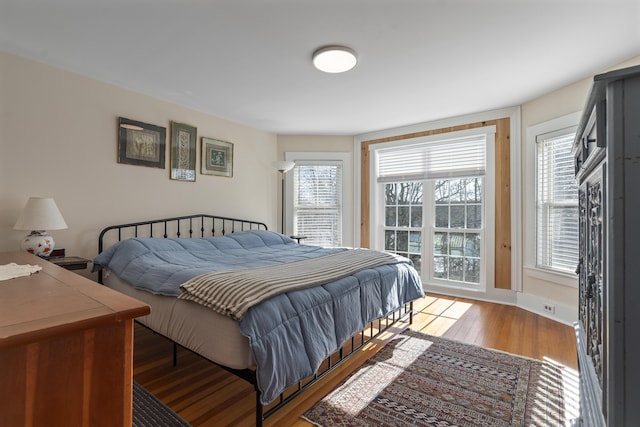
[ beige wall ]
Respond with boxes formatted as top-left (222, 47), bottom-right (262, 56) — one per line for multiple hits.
top-left (1, 52), bottom-right (278, 260)
top-left (276, 135), bottom-right (353, 157)
top-left (279, 56), bottom-right (640, 318)
top-left (519, 55), bottom-right (640, 309)
top-left (3, 47), bottom-right (639, 315)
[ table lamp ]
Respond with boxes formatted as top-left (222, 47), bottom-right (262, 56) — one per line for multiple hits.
top-left (14, 197), bottom-right (68, 257)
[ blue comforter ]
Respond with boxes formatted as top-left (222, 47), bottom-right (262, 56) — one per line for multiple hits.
top-left (94, 230), bottom-right (424, 404)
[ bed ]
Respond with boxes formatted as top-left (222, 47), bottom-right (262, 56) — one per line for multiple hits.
top-left (94, 214), bottom-right (424, 425)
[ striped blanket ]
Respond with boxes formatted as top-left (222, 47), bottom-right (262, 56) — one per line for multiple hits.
top-left (178, 248), bottom-right (407, 320)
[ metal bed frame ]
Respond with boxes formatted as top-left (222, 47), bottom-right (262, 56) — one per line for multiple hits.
top-left (97, 213), bottom-right (414, 426)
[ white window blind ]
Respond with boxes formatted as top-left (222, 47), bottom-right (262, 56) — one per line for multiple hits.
top-left (376, 135), bottom-right (486, 182)
top-left (293, 161), bottom-right (343, 247)
top-left (536, 131), bottom-right (579, 273)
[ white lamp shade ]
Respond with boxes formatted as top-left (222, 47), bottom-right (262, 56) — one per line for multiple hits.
top-left (14, 197), bottom-right (68, 231)
top-left (272, 161), bottom-right (296, 173)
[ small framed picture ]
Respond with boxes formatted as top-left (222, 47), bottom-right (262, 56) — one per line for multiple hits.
top-left (170, 121), bottom-right (197, 181)
top-left (117, 117), bottom-right (166, 168)
top-left (201, 137), bottom-right (233, 177)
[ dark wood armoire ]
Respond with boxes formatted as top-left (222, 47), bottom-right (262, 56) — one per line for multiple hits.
top-left (573, 64), bottom-right (640, 426)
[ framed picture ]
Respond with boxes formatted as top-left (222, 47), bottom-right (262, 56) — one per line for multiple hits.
top-left (117, 117), bottom-right (166, 168)
top-left (170, 121), bottom-right (197, 181)
top-left (201, 137), bottom-right (233, 177)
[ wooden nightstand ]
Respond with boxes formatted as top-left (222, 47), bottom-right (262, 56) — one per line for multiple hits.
top-left (48, 256), bottom-right (90, 270)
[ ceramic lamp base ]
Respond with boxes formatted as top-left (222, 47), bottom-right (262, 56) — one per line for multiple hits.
top-left (21, 231), bottom-right (55, 257)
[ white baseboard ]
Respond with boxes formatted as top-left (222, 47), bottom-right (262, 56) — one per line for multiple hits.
top-left (423, 286), bottom-right (577, 326)
top-left (516, 292), bottom-right (577, 326)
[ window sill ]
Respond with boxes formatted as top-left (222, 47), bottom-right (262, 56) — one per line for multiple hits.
top-left (423, 279), bottom-right (485, 293)
top-left (524, 265), bottom-right (577, 288)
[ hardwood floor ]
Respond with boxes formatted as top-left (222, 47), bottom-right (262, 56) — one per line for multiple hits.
top-left (133, 294), bottom-right (577, 426)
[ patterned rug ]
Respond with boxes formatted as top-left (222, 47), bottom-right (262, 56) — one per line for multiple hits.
top-left (302, 330), bottom-right (578, 427)
top-left (133, 381), bottom-right (191, 427)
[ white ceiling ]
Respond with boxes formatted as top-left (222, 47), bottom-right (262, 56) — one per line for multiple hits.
top-left (1, 0), bottom-right (639, 135)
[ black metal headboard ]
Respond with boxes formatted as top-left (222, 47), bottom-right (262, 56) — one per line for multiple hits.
top-left (97, 214), bottom-right (268, 282)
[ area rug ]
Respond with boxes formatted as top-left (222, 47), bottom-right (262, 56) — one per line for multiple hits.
top-left (302, 330), bottom-right (578, 427)
top-left (133, 381), bottom-right (191, 427)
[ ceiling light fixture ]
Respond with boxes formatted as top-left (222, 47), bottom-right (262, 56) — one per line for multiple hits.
top-left (312, 46), bottom-right (357, 73)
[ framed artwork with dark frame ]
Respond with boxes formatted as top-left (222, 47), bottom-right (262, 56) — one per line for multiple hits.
top-left (201, 137), bottom-right (233, 177)
top-left (170, 121), bottom-right (197, 181)
top-left (117, 117), bottom-right (166, 168)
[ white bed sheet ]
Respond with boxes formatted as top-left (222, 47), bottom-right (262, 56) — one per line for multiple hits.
top-left (104, 270), bottom-right (254, 370)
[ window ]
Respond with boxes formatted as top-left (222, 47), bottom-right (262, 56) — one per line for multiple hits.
top-left (535, 130), bottom-right (579, 273)
top-left (384, 182), bottom-right (423, 272)
top-left (525, 111), bottom-right (580, 286)
top-left (292, 161), bottom-right (343, 246)
top-left (284, 151), bottom-right (351, 247)
top-left (432, 178), bottom-right (483, 284)
top-left (373, 128), bottom-right (495, 290)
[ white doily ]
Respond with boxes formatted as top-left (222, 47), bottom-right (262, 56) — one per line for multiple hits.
top-left (0, 263), bottom-right (43, 281)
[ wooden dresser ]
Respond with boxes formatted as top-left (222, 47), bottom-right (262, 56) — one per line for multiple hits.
top-left (573, 64), bottom-right (640, 426)
top-left (0, 251), bottom-right (150, 427)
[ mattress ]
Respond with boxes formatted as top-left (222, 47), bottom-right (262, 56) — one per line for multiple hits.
top-left (104, 270), bottom-right (253, 370)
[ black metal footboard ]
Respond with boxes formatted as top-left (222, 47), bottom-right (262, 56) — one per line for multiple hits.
top-left (138, 301), bottom-right (414, 426)
top-left (255, 301), bottom-right (414, 426)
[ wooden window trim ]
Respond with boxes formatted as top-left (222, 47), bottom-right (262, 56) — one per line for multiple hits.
top-left (360, 118), bottom-right (511, 289)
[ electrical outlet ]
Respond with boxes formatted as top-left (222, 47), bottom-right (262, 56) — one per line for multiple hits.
top-left (543, 304), bottom-right (556, 314)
